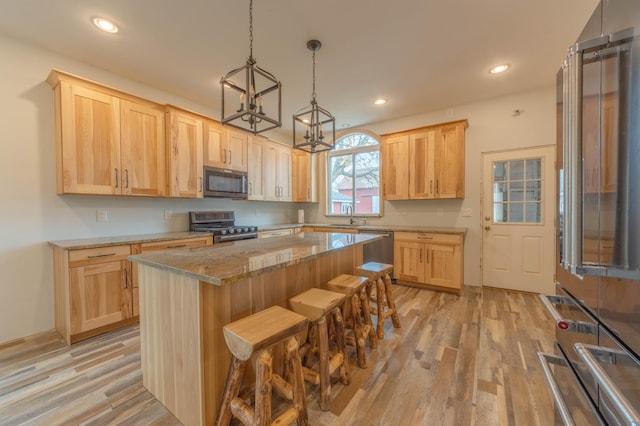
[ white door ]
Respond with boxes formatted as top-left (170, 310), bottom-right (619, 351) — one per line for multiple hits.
top-left (481, 146), bottom-right (555, 294)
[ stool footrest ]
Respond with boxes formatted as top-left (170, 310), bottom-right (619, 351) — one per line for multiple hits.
top-left (274, 408), bottom-right (300, 426)
top-left (230, 397), bottom-right (253, 425)
top-left (272, 373), bottom-right (293, 401)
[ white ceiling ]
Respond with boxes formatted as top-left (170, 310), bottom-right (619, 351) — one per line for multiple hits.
top-left (0, 0), bottom-right (599, 139)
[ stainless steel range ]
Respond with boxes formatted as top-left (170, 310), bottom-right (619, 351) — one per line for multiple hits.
top-left (189, 211), bottom-right (258, 243)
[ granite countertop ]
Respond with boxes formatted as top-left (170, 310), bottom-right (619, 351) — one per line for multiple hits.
top-left (260, 223), bottom-right (467, 236)
top-left (129, 232), bottom-right (381, 286)
top-left (48, 231), bottom-right (212, 250)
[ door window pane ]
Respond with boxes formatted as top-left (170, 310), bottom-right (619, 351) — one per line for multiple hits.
top-left (492, 157), bottom-right (543, 224)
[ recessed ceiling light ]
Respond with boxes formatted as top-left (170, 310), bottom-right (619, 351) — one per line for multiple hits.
top-left (374, 98), bottom-right (388, 106)
top-left (92, 17), bottom-right (118, 33)
top-left (489, 64), bottom-right (510, 74)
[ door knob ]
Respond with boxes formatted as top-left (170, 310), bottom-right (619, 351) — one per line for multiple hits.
top-left (484, 226), bottom-right (490, 231)
top-left (484, 216), bottom-right (491, 221)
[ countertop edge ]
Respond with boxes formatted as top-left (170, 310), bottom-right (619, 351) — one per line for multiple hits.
top-left (49, 232), bottom-right (213, 250)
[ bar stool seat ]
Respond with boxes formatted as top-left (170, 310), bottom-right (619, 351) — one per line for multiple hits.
top-left (356, 262), bottom-right (401, 340)
top-left (327, 274), bottom-right (378, 368)
top-left (289, 288), bottom-right (349, 411)
top-left (216, 306), bottom-right (309, 426)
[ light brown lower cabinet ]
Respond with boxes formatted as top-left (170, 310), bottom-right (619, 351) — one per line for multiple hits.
top-left (53, 235), bottom-right (211, 344)
top-left (394, 232), bottom-right (463, 292)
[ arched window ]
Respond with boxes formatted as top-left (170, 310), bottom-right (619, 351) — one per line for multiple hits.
top-left (327, 131), bottom-right (381, 216)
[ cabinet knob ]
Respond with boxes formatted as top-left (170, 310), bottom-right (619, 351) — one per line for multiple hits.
top-left (484, 226), bottom-right (491, 231)
top-left (484, 216), bottom-right (491, 221)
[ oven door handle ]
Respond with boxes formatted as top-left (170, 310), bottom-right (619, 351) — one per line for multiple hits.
top-left (574, 343), bottom-right (640, 425)
top-left (539, 294), bottom-right (597, 334)
top-left (537, 352), bottom-right (577, 426)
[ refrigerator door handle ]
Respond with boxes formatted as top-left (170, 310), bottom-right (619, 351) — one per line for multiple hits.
top-left (539, 294), bottom-right (597, 334)
top-left (537, 352), bottom-right (577, 426)
top-left (574, 343), bottom-right (640, 426)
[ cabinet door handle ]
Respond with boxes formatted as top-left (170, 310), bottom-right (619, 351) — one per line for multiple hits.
top-left (430, 180), bottom-right (433, 194)
top-left (223, 149), bottom-right (227, 164)
top-left (229, 150), bottom-right (232, 165)
top-left (248, 182), bottom-right (252, 195)
top-left (88, 252), bottom-right (117, 259)
top-left (417, 236), bottom-right (433, 240)
top-left (125, 169), bottom-right (129, 189)
top-left (199, 176), bottom-right (203, 192)
top-left (426, 249), bottom-right (430, 263)
top-left (436, 180), bottom-right (439, 194)
top-left (420, 248), bottom-right (423, 263)
top-left (167, 244), bottom-right (186, 248)
top-left (124, 267), bottom-right (129, 289)
top-left (115, 168), bottom-right (119, 188)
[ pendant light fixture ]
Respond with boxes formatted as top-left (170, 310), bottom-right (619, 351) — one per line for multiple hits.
top-left (293, 40), bottom-right (335, 153)
top-left (220, 0), bottom-right (282, 134)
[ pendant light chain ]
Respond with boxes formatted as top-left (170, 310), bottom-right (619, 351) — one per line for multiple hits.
top-left (248, 0), bottom-right (254, 59)
top-left (312, 48), bottom-right (317, 101)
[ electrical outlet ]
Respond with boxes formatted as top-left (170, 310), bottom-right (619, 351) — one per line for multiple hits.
top-left (462, 208), bottom-right (472, 217)
top-left (437, 208), bottom-right (443, 217)
top-left (96, 210), bottom-right (108, 222)
top-left (164, 209), bottom-right (173, 220)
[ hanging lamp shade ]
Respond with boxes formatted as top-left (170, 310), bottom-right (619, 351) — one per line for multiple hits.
top-left (220, 0), bottom-right (282, 134)
top-left (293, 40), bottom-right (335, 153)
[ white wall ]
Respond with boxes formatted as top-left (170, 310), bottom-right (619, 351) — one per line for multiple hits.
top-left (0, 33), bottom-right (557, 344)
top-left (306, 87), bottom-right (557, 289)
top-left (0, 35), bottom-right (299, 344)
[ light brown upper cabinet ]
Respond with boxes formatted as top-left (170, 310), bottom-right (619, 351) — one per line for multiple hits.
top-left (292, 149), bottom-right (314, 202)
top-left (264, 141), bottom-right (292, 202)
top-left (247, 135), bottom-right (266, 200)
top-left (166, 107), bottom-right (204, 198)
top-left (382, 120), bottom-right (467, 200)
top-left (47, 70), bottom-right (166, 196)
top-left (203, 120), bottom-right (248, 172)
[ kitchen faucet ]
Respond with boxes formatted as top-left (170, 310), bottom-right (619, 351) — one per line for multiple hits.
top-left (346, 205), bottom-right (355, 224)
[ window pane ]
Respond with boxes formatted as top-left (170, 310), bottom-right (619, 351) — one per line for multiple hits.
top-left (509, 202), bottom-right (524, 222)
top-left (354, 151), bottom-right (380, 214)
top-left (509, 181), bottom-right (524, 201)
top-left (334, 133), bottom-right (378, 150)
top-left (493, 182), bottom-right (508, 202)
top-left (526, 159), bottom-right (541, 179)
top-left (526, 181), bottom-right (541, 201)
top-left (509, 160), bottom-right (524, 180)
top-left (494, 203), bottom-right (508, 222)
top-left (525, 202), bottom-right (542, 223)
top-left (329, 154), bottom-right (353, 214)
top-left (494, 161), bottom-right (507, 182)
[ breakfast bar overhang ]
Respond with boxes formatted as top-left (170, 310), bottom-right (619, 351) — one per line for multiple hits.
top-left (129, 231), bottom-right (382, 425)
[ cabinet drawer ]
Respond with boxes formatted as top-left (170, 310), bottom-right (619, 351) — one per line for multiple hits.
top-left (317, 227), bottom-right (359, 234)
top-left (395, 232), bottom-right (462, 245)
top-left (140, 237), bottom-right (211, 252)
top-left (69, 245), bottom-right (131, 267)
top-left (259, 229), bottom-right (294, 238)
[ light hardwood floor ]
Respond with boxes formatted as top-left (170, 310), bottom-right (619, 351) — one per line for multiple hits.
top-left (0, 285), bottom-right (556, 425)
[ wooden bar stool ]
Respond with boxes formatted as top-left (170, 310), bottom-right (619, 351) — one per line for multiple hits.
top-left (327, 274), bottom-right (377, 369)
top-left (289, 288), bottom-right (350, 411)
top-left (356, 261), bottom-right (401, 339)
top-left (216, 306), bottom-right (309, 426)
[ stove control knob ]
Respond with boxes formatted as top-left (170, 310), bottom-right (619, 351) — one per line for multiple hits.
top-left (250, 226), bottom-right (257, 232)
top-left (221, 230), bottom-right (227, 235)
top-left (229, 229), bottom-right (235, 234)
top-left (242, 227), bottom-right (249, 232)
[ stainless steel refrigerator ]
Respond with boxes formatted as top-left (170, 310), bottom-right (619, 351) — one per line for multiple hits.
top-left (539, 0), bottom-right (640, 424)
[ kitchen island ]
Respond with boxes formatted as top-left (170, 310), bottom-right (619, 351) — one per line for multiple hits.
top-left (129, 231), bottom-right (382, 425)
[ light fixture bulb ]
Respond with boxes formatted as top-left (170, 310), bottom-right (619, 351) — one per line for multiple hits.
top-left (374, 98), bottom-right (388, 105)
top-left (489, 64), bottom-right (510, 74)
top-left (92, 17), bottom-right (118, 33)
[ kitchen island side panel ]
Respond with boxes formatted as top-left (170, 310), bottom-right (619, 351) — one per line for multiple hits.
top-left (138, 264), bottom-right (203, 426)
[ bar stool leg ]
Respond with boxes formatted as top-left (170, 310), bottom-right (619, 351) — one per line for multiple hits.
top-left (384, 273), bottom-right (401, 328)
top-left (350, 293), bottom-right (368, 369)
top-left (215, 356), bottom-right (248, 426)
top-left (360, 285), bottom-right (378, 349)
top-left (317, 315), bottom-right (331, 411)
top-left (255, 351), bottom-right (273, 426)
top-left (331, 307), bottom-right (350, 385)
top-left (376, 277), bottom-right (386, 339)
top-left (286, 337), bottom-right (309, 426)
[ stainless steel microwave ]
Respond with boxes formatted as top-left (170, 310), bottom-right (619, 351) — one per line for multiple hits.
top-left (203, 166), bottom-right (247, 199)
